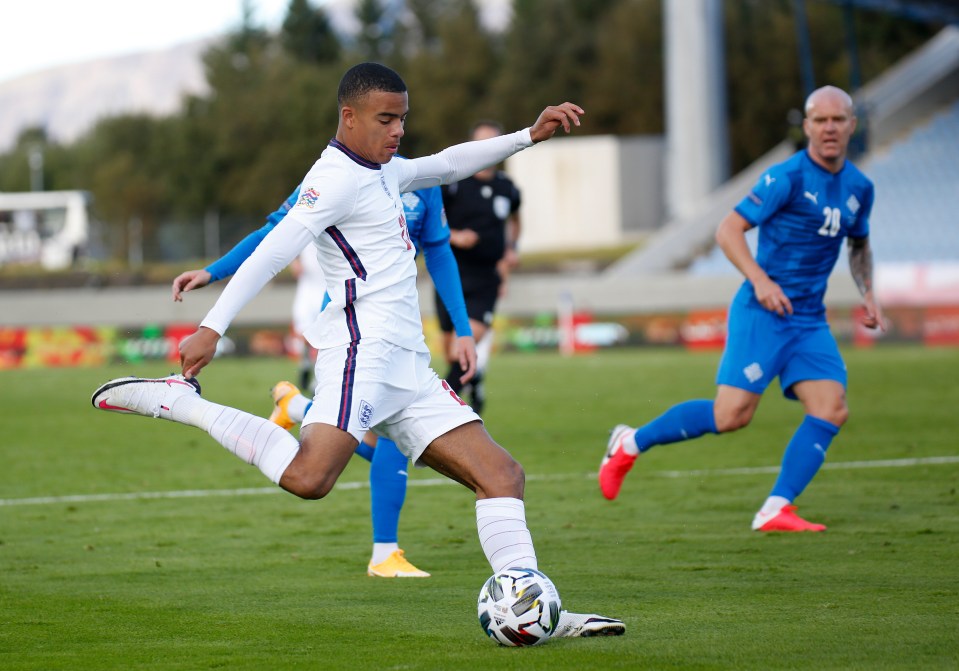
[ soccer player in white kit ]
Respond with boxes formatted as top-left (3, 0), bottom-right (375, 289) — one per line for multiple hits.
top-left (91, 63), bottom-right (623, 638)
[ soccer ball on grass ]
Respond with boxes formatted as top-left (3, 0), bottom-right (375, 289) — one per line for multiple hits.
top-left (477, 567), bottom-right (562, 646)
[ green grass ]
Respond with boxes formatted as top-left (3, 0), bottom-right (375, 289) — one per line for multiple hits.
top-left (1, 346), bottom-right (957, 670)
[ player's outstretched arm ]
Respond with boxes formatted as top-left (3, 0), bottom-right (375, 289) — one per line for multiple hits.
top-left (172, 269), bottom-right (213, 302)
top-left (401, 103), bottom-right (584, 193)
top-left (529, 102), bottom-right (585, 143)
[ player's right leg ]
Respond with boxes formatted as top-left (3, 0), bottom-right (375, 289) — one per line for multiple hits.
top-left (269, 381), bottom-right (310, 430)
top-left (599, 397), bottom-right (725, 500)
top-left (91, 373), bottom-right (356, 497)
top-left (270, 382), bottom-right (421, 574)
top-left (277, 422), bottom-right (358, 498)
top-left (600, 303), bottom-right (774, 501)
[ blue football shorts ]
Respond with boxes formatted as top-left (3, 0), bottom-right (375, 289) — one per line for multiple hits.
top-left (715, 302), bottom-right (847, 400)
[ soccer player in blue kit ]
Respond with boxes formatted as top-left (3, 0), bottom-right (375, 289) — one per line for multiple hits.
top-left (172, 177), bottom-right (473, 577)
top-left (599, 85), bottom-right (885, 532)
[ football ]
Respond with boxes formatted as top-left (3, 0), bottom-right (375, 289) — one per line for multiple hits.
top-left (477, 567), bottom-right (562, 646)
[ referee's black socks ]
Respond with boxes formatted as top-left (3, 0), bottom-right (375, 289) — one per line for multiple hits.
top-left (444, 362), bottom-right (466, 395)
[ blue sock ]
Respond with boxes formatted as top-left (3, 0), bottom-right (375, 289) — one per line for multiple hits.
top-left (770, 415), bottom-right (840, 500)
top-left (354, 440), bottom-right (375, 462)
top-left (303, 398), bottom-right (375, 462)
top-left (370, 437), bottom-right (408, 544)
top-left (633, 399), bottom-right (718, 452)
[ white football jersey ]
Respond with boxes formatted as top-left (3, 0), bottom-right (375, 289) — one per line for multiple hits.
top-left (287, 140), bottom-right (426, 352)
top-left (197, 129), bottom-right (533, 348)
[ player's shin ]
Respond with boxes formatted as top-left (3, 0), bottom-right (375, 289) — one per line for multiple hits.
top-left (371, 438), bottom-right (408, 544)
top-left (476, 497), bottom-right (537, 573)
top-left (633, 399), bottom-right (717, 451)
top-left (171, 394), bottom-right (298, 484)
top-left (770, 414), bottom-right (840, 500)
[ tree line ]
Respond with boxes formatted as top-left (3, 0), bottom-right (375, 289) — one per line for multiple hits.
top-left (0, 0), bottom-right (937, 264)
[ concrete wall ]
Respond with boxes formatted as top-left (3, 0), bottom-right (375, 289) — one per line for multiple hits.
top-left (0, 272), bottom-right (866, 328)
top-left (505, 134), bottom-right (664, 253)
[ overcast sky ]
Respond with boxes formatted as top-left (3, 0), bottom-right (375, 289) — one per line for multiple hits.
top-left (0, 0), bottom-right (321, 84)
top-left (0, 0), bottom-right (511, 85)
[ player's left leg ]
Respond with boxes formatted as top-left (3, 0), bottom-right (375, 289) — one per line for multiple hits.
top-left (366, 436), bottom-right (429, 578)
top-left (753, 329), bottom-right (848, 532)
top-left (422, 422), bottom-right (625, 637)
top-left (395, 361), bottom-right (623, 638)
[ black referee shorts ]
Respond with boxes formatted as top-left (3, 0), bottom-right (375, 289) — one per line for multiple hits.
top-left (435, 280), bottom-right (500, 333)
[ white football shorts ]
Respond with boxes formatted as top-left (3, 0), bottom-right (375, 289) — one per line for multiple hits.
top-left (302, 338), bottom-right (480, 465)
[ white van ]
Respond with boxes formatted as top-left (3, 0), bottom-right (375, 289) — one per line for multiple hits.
top-left (0, 190), bottom-right (91, 269)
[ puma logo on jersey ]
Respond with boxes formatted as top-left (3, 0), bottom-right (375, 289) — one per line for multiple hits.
top-left (804, 191), bottom-right (818, 205)
top-left (763, 174), bottom-right (776, 187)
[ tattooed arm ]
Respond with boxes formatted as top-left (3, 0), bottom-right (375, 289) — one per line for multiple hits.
top-left (848, 236), bottom-right (885, 331)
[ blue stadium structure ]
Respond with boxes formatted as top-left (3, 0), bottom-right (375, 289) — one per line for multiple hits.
top-left (865, 99), bottom-right (959, 264)
top-left (688, 98), bottom-right (959, 274)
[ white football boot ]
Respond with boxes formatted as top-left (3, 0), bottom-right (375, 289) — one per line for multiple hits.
top-left (553, 610), bottom-right (626, 638)
top-left (91, 374), bottom-right (201, 420)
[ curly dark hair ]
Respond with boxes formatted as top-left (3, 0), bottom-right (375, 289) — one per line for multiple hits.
top-left (337, 63), bottom-right (407, 108)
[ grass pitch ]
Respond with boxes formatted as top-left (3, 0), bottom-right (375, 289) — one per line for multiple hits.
top-left (1, 346), bottom-right (957, 670)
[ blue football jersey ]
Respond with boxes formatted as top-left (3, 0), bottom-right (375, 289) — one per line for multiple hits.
top-left (399, 184), bottom-right (449, 253)
top-left (733, 150), bottom-right (874, 322)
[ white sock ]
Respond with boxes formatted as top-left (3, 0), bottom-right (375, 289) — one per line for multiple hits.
top-left (371, 542), bottom-right (399, 565)
top-left (476, 329), bottom-right (494, 371)
top-left (476, 497), bottom-right (537, 573)
top-left (288, 393), bottom-right (310, 423)
top-left (759, 495), bottom-right (791, 517)
top-left (169, 394), bottom-right (299, 484)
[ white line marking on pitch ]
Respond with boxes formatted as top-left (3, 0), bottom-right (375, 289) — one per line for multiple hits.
top-left (2, 455), bottom-right (957, 507)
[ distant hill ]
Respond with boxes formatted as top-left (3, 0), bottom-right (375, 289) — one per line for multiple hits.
top-left (0, 0), bottom-right (511, 153)
top-left (0, 38), bottom-right (213, 151)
